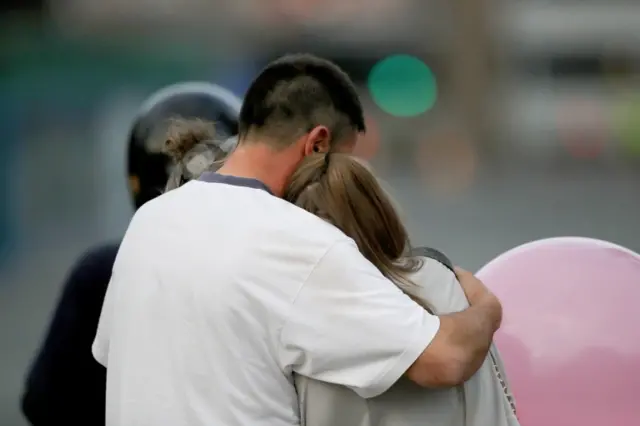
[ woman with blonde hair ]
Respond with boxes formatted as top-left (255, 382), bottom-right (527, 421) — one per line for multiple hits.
top-left (164, 119), bottom-right (519, 426)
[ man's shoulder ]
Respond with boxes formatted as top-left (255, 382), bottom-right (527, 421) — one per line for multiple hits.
top-left (230, 190), bottom-right (348, 241)
top-left (272, 199), bottom-right (350, 244)
top-left (236, 196), bottom-right (355, 272)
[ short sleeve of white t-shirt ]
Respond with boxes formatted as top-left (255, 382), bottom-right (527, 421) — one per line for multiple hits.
top-left (92, 245), bottom-right (128, 368)
top-left (92, 274), bottom-right (115, 367)
top-left (278, 240), bottom-right (441, 399)
top-left (92, 230), bottom-right (131, 367)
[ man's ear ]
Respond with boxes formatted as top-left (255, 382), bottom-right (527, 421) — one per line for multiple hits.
top-left (303, 125), bottom-right (331, 156)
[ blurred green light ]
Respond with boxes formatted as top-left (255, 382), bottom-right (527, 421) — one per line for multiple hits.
top-left (615, 98), bottom-right (640, 157)
top-left (368, 54), bottom-right (437, 117)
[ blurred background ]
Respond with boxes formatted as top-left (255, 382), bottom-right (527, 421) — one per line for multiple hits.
top-left (1, 0), bottom-right (640, 424)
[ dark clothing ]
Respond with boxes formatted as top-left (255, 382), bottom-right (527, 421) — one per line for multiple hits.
top-left (22, 243), bottom-right (120, 426)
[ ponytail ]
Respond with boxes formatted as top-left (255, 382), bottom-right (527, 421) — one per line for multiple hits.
top-left (163, 118), bottom-right (235, 191)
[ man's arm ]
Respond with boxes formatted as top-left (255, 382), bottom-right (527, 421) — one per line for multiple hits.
top-left (277, 240), bottom-right (500, 398)
top-left (406, 248), bottom-right (502, 387)
top-left (406, 271), bottom-right (502, 387)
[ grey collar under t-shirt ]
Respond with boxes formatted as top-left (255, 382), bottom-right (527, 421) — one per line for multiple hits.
top-left (199, 172), bottom-right (274, 195)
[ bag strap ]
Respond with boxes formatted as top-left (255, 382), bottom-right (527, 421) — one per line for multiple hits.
top-left (410, 246), bottom-right (517, 417)
top-left (488, 350), bottom-right (517, 417)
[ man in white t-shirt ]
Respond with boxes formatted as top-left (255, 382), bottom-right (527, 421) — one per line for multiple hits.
top-left (92, 54), bottom-right (502, 426)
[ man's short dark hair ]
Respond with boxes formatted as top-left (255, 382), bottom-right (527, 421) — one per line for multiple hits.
top-left (239, 54), bottom-right (366, 148)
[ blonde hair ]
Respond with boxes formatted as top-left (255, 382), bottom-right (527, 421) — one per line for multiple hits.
top-left (284, 153), bottom-right (428, 309)
top-left (163, 117), bottom-right (233, 191)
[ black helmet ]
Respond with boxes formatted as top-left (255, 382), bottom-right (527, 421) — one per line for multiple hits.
top-left (127, 82), bottom-right (242, 209)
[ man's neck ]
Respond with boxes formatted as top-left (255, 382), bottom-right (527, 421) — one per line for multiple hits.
top-left (216, 142), bottom-right (297, 197)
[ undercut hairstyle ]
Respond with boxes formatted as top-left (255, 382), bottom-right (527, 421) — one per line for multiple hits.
top-left (239, 54), bottom-right (366, 149)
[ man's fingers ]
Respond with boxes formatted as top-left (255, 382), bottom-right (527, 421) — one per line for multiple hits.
top-left (453, 266), bottom-right (468, 277)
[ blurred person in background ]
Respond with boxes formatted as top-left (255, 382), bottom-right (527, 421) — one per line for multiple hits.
top-left (91, 53), bottom-right (501, 426)
top-left (163, 121), bottom-right (517, 426)
top-left (20, 82), bottom-right (242, 426)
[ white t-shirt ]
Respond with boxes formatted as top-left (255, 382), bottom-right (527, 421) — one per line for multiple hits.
top-left (92, 173), bottom-right (440, 426)
top-left (296, 256), bottom-right (520, 426)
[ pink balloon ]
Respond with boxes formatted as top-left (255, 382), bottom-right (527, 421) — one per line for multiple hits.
top-left (477, 237), bottom-right (640, 426)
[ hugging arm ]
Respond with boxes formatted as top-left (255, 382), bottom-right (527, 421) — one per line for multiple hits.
top-left (406, 286), bottom-right (501, 387)
top-left (278, 240), bottom-right (501, 397)
top-left (407, 246), bottom-right (503, 386)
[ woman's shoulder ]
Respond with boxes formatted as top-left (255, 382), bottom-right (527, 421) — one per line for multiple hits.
top-left (406, 247), bottom-right (470, 314)
top-left (410, 247), bottom-right (455, 272)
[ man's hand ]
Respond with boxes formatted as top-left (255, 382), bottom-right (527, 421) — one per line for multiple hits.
top-left (455, 267), bottom-right (502, 318)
